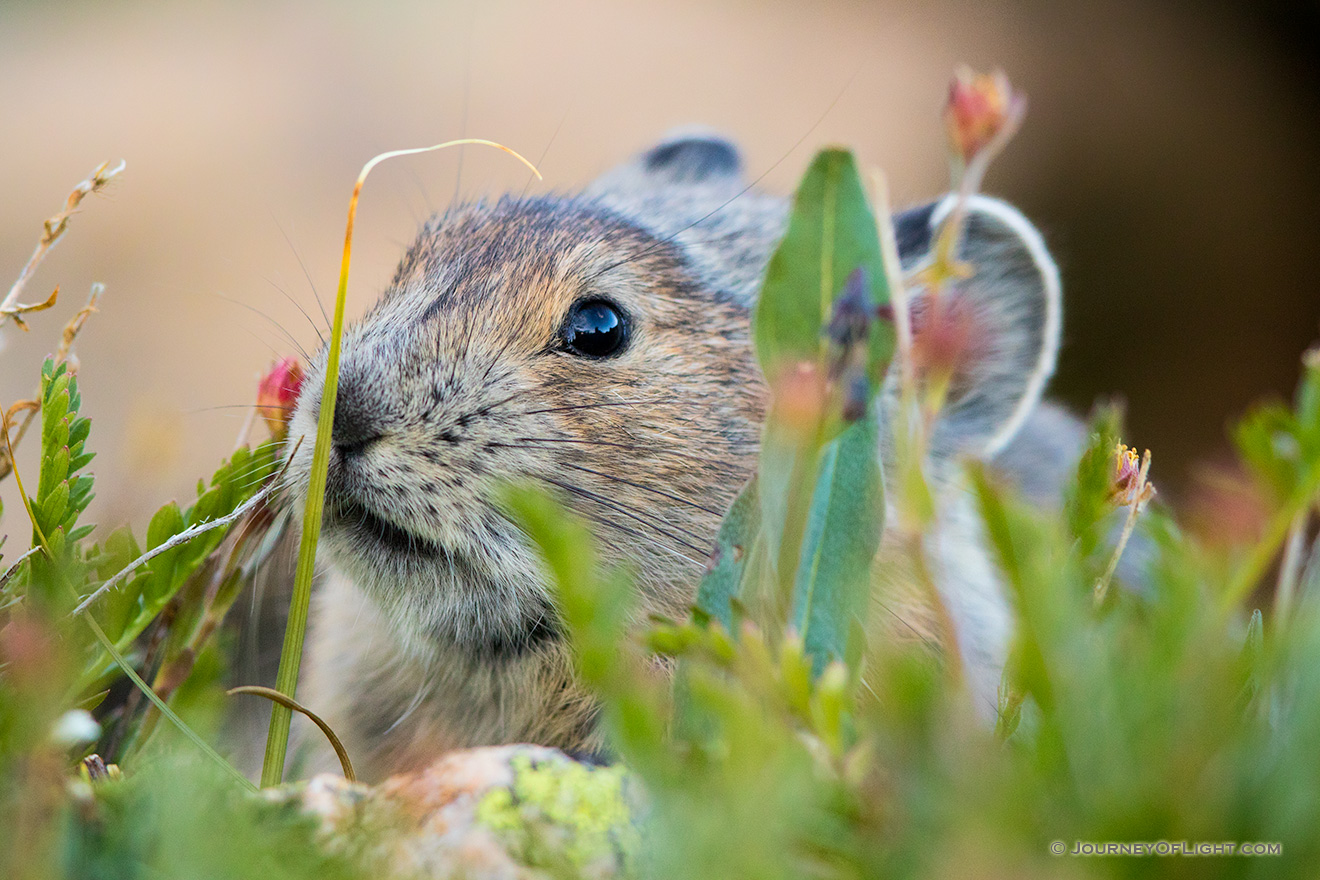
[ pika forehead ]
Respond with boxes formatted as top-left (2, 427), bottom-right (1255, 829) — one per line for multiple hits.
top-left (373, 195), bottom-right (699, 359)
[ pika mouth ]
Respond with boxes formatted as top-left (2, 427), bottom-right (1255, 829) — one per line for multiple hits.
top-left (329, 499), bottom-right (443, 559)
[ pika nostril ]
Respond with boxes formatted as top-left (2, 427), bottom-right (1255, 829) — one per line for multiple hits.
top-left (331, 385), bottom-right (383, 459)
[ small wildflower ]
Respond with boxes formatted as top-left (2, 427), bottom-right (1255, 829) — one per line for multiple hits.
top-left (256, 356), bottom-right (305, 439)
top-left (1095, 444), bottom-right (1156, 606)
top-left (1110, 444), bottom-right (1156, 508)
top-left (944, 67), bottom-right (1026, 166)
top-left (78, 754), bottom-right (122, 783)
top-left (1304, 345), bottom-right (1320, 371)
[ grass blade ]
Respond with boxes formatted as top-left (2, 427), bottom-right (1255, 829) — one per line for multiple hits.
top-left (260, 139), bottom-right (541, 788)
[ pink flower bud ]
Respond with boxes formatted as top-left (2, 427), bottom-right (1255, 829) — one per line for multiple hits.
top-left (1109, 443), bottom-right (1156, 508)
top-left (910, 295), bottom-right (982, 382)
top-left (256, 356), bottom-right (304, 439)
top-left (944, 67), bottom-right (1024, 165)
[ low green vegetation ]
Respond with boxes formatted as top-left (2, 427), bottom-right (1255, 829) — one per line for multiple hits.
top-left (2, 70), bottom-right (1319, 879)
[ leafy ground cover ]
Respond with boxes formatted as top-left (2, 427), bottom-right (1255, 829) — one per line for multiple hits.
top-left (2, 69), bottom-right (1318, 879)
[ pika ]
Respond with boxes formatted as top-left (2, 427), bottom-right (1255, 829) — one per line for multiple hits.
top-left (285, 132), bottom-right (1065, 781)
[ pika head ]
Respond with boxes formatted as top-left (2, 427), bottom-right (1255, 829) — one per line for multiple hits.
top-left (285, 132), bottom-right (1062, 778)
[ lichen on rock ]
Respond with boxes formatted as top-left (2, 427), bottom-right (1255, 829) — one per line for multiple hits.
top-left (276, 744), bottom-right (637, 879)
top-left (474, 752), bottom-right (638, 877)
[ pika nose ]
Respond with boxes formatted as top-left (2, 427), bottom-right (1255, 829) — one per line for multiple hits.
top-left (331, 383), bottom-right (383, 459)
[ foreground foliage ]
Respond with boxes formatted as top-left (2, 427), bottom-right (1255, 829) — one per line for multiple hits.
top-left (3, 70), bottom-right (1320, 879)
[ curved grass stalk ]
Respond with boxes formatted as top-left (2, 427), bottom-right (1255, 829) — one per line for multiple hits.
top-left (260, 139), bottom-right (541, 788)
top-left (231, 686), bottom-right (355, 782)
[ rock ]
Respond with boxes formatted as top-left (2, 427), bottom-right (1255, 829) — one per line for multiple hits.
top-left (269, 745), bottom-right (637, 879)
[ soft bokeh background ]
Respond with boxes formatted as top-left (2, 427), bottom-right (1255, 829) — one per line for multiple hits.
top-left (2, 0), bottom-right (1318, 539)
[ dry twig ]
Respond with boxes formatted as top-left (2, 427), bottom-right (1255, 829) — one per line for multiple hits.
top-left (1, 161), bottom-right (123, 331)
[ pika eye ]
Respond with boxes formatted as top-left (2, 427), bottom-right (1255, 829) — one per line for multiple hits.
top-left (562, 299), bottom-right (628, 359)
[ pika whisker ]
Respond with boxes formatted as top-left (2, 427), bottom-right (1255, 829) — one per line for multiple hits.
top-left (515, 399), bottom-right (664, 416)
top-left (557, 461), bottom-right (723, 516)
top-left (539, 475), bottom-right (709, 554)
top-left (261, 273), bottom-right (326, 348)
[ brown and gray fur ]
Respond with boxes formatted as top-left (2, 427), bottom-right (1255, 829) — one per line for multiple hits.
top-left (285, 132), bottom-right (1067, 781)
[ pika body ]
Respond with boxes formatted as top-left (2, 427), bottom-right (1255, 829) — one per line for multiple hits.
top-left (285, 132), bottom-right (1068, 781)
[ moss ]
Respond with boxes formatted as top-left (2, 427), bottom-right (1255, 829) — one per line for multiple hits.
top-left (475, 754), bottom-right (638, 877)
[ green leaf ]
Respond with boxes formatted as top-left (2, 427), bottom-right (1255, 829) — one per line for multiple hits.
top-left (144, 500), bottom-right (186, 601)
top-left (68, 524), bottom-right (95, 543)
top-left (40, 444), bottom-right (70, 503)
top-left (752, 148), bottom-right (893, 384)
top-left (69, 416), bottom-right (91, 449)
top-left (1235, 404), bottom-right (1300, 502)
top-left (748, 148), bottom-right (898, 613)
top-left (146, 500), bottom-right (185, 550)
top-left (1239, 608), bottom-right (1266, 713)
top-left (1064, 404), bottom-right (1122, 564)
top-left (39, 480), bottom-right (70, 531)
top-left (695, 478), bottom-right (762, 631)
top-left (791, 414), bottom-right (883, 673)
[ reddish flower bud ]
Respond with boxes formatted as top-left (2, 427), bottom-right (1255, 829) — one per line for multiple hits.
top-left (256, 356), bottom-right (304, 439)
top-left (910, 295), bottom-right (981, 381)
top-left (1186, 461), bottom-right (1267, 548)
top-left (773, 362), bottom-right (829, 436)
top-left (944, 67), bottom-right (1025, 165)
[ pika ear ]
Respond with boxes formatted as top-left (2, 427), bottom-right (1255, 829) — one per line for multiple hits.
top-left (892, 195), bottom-right (1062, 459)
top-left (587, 129), bottom-right (744, 195)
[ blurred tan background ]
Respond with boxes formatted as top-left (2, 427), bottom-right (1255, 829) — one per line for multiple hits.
top-left (2, 0), bottom-right (1318, 540)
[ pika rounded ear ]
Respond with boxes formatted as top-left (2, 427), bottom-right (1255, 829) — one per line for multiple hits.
top-left (892, 195), bottom-right (1062, 459)
top-left (587, 128), bottom-right (745, 196)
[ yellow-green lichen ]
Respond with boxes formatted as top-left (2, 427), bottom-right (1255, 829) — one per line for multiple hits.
top-left (475, 754), bottom-right (638, 877)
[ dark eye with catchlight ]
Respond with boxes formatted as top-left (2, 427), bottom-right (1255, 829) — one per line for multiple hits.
top-left (562, 299), bottom-right (628, 359)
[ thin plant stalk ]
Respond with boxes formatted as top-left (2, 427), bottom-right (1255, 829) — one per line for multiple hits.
top-left (1274, 509), bottom-right (1310, 621)
top-left (260, 139), bottom-right (540, 788)
top-left (5, 410), bottom-right (254, 789)
top-left (1094, 449), bottom-right (1152, 607)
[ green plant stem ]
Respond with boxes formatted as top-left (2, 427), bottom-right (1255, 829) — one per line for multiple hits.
top-left (84, 612), bottom-right (256, 792)
top-left (259, 139), bottom-right (540, 788)
top-left (1274, 510), bottom-right (1309, 621)
top-left (1094, 452), bottom-right (1152, 608)
top-left (259, 218), bottom-right (350, 788)
top-left (1224, 479), bottom-right (1320, 610)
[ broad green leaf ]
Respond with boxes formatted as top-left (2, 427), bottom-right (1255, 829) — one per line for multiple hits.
top-left (749, 148), bottom-right (897, 609)
top-left (791, 413), bottom-right (883, 673)
top-left (752, 148), bottom-right (893, 385)
top-left (695, 478), bottom-right (762, 631)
